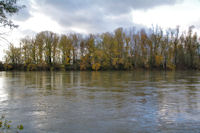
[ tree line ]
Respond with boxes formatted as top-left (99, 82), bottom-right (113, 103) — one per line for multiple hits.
top-left (2, 26), bottom-right (200, 71)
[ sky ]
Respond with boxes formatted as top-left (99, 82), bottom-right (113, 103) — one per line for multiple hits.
top-left (0, 0), bottom-right (200, 60)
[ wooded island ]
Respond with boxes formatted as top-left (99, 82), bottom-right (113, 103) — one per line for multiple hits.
top-left (1, 26), bottom-right (200, 71)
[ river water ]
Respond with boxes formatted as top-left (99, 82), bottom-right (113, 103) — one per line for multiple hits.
top-left (0, 71), bottom-right (200, 133)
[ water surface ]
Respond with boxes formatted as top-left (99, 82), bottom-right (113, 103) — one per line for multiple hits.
top-left (0, 71), bottom-right (200, 133)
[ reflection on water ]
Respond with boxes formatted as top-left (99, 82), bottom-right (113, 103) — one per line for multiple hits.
top-left (0, 75), bottom-right (8, 112)
top-left (0, 71), bottom-right (200, 132)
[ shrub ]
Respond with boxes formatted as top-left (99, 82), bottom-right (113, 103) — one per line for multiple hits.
top-left (0, 115), bottom-right (24, 133)
top-left (4, 64), bottom-right (13, 71)
top-left (27, 64), bottom-right (37, 71)
top-left (0, 62), bottom-right (4, 71)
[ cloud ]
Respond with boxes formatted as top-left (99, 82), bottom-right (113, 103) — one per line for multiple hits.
top-left (31, 0), bottom-right (182, 33)
top-left (12, 0), bottom-right (32, 21)
top-left (40, 0), bottom-right (181, 15)
top-left (1, 0), bottom-right (198, 60)
top-left (132, 0), bottom-right (200, 31)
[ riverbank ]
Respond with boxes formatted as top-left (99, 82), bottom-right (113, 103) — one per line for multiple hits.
top-left (1, 63), bottom-right (200, 71)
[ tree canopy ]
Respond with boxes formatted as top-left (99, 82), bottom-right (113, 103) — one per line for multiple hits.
top-left (3, 26), bottom-right (200, 71)
top-left (0, 0), bottom-right (23, 28)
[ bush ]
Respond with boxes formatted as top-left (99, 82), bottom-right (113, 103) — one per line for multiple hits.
top-left (0, 62), bottom-right (4, 71)
top-left (92, 63), bottom-right (101, 71)
top-left (0, 115), bottom-right (24, 133)
top-left (27, 64), bottom-right (37, 71)
top-left (52, 64), bottom-right (62, 71)
top-left (4, 64), bottom-right (13, 71)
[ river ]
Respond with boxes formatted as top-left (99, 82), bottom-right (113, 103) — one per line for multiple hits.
top-left (0, 71), bottom-right (200, 133)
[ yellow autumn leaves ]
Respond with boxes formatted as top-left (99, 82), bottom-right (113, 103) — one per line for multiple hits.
top-left (3, 26), bottom-right (200, 71)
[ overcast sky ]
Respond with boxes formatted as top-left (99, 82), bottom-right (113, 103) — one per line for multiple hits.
top-left (0, 0), bottom-right (200, 60)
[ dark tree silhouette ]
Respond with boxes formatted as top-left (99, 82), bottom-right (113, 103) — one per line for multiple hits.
top-left (0, 0), bottom-right (24, 28)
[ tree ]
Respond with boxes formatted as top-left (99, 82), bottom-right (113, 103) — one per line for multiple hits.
top-left (20, 37), bottom-right (32, 64)
top-left (3, 26), bottom-right (200, 71)
top-left (70, 33), bottom-right (79, 69)
top-left (101, 32), bottom-right (113, 69)
top-left (59, 34), bottom-right (72, 67)
top-left (35, 32), bottom-right (45, 64)
top-left (184, 26), bottom-right (198, 69)
top-left (52, 33), bottom-right (59, 65)
top-left (5, 43), bottom-right (21, 64)
top-left (41, 31), bottom-right (58, 66)
top-left (0, 0), bottom-right (24, 28)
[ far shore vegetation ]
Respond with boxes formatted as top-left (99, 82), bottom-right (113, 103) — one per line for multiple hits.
top-left (1, 26), bottom-right (200, 71)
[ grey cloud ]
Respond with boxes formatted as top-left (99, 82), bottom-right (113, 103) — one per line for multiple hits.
top-left (12, 0), bottom-right (32, 21)
top-left (21, 29), bottom-right (36, 36)
top-left (13, 7), bottom-right (31, 21)
top-left (34, 0), bottom-right (183, 33)
top-left (97, 0), bottom-right (180, 15)
top-left (41, 0), bottom-right (182, 15)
